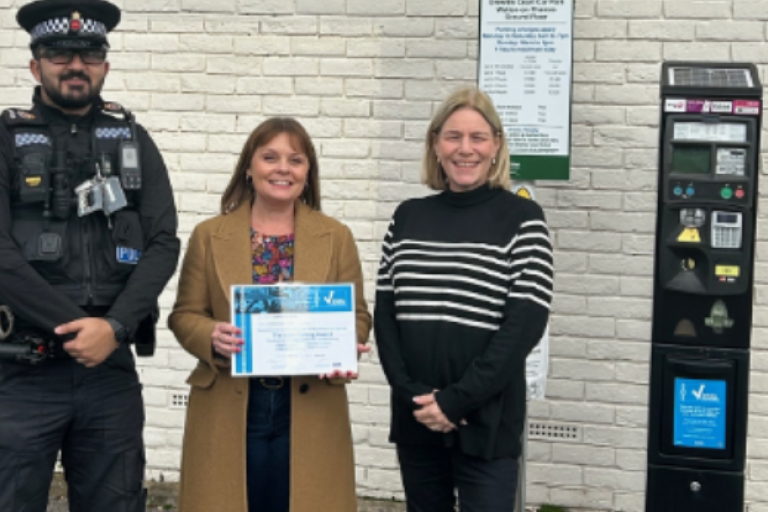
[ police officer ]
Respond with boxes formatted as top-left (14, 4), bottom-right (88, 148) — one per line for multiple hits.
top-left (0, 1), bottom-right (180, 511)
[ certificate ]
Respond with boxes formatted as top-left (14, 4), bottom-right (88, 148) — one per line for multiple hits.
top-left (230, 283), bottom-right (358, 377)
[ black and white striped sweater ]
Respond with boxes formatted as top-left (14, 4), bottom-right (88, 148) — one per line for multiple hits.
top-left (374, 184), bottom-right (553, 459)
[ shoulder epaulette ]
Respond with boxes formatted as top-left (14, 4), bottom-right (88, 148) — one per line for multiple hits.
top-left (100, 100), bottom-right (132, 120)
top-left (1, 108), bottom-right (44, 126)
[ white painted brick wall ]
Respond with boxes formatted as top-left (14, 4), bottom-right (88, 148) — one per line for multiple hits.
top-left (2, 0), bottom-right (768, 510)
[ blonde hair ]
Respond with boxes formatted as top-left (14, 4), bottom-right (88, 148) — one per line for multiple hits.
top-left (220, 117), bottom-right (321, 214)
top-left (422, 86), bottom-right (511, 191)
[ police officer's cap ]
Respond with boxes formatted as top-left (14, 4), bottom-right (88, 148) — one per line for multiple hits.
top-left (17, 0), bottom-right (121, 49)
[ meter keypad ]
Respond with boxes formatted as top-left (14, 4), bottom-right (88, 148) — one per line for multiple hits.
top-left (711, 211), bottom-right (743, 249)
top-left (713, 228), bottom-right (741, 249)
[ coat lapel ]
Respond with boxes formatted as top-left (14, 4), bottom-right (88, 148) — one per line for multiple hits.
top-left (211, 202), bottom-right (253, 303)
top-left (294, 202), bottom-right (331, 283)
top-left (211, 201), bottom-right (333, 298)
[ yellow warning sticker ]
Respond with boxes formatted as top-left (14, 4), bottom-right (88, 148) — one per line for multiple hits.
top-left (678, 228), bottom-right (701, 243)
top-left (25, 176), bottom-right (42, 187)
top-left (715, 265), bottom-right (740, 277)
top-left (515, 187), bottom-right (532, 200)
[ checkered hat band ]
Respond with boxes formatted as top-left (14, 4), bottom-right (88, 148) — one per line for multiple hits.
top-left (31, 17), bottom-right (107, 41)
top-left (95, 127), bottom-right (131, 140)
top-left (15, 133), bottom-right (52, 147)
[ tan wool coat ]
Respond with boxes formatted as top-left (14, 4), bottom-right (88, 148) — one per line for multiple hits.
top-left (168, 201), bottom-right (372, 512)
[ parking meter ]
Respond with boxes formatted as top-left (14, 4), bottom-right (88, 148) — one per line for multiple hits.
top-left (646, 62), bottom-right (761, 512)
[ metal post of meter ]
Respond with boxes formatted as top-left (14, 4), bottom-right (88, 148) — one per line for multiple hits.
top-left (515, 413), bottom-right (528, 512)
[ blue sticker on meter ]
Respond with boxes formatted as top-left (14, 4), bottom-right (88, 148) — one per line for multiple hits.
top-left (673, 378), bottom-right (726, 450)
top-left (116, 246), bottom-right (142, 265)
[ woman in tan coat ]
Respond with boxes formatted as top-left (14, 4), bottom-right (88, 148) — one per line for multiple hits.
top-left (168, 118), bottom-right (371, 512)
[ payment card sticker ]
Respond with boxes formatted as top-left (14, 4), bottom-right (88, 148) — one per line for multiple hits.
top-left (673, 378), bottom-right (726, 450)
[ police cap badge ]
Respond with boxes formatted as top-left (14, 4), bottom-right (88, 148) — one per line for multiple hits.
top-left (17, 0), bottom-right (121, 48)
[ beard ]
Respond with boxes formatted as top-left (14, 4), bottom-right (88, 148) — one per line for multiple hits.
top-left (40, 70), bottom-right (105, 110)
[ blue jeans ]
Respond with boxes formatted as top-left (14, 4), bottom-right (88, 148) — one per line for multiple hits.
top-left (247, 378), bottom-right (291, 512)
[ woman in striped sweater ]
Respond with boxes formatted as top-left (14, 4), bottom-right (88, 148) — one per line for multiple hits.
top-left (374, 86), bottom-right (554, 512)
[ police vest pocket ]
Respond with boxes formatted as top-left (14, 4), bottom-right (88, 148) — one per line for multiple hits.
top-left (11, 219), bottom-right (72, 283)
top-left (112, 210), bottom-right (145, 251)
top-left (108, 210), bottom-right (145, 270)
top-left (96, 210), bottom-right (145, 283)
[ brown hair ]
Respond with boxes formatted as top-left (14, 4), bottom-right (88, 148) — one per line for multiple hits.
top-left (422, 86), bottom-right (511, 191)
top-left (220, 117), bottom-right (321, 214)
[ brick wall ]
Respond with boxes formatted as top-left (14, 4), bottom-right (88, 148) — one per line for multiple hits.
top-left (1, 1), bottom-right (767, 511)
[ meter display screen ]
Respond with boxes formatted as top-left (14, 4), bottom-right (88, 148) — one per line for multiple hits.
top-left (716, 213), bottom-right (738, 224)
top-left (674, 122), bottom-right (747, 142)
top-left (672, 146), bottom-right (710, 174)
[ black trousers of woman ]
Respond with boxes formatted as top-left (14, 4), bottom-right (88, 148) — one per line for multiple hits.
top-left (396, 444), bottom-right (519, 512)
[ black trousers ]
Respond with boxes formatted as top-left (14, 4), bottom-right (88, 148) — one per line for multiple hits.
top-left (0, 349), bottom-right (146, 512)
top-left (396, 444), bottom-right (519, 512)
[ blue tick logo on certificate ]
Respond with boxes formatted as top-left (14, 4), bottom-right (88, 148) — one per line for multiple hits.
top-left (116, 247), bottom-right (141, 265)
top-left (230, 283), bottom-right (358, 377)
top-left (316, 285), bottom-right (353, 312)
top-left (324, 290), bottom-right (342, 306)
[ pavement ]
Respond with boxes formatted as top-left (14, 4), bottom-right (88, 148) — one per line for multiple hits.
top-left (47, 502), bottom-right (182, 512)
top-left (47, 477), bottom-right (535, 512)
top-left (47, 499), bottom-right (408, 512)
top-left (47, 488), bottom-right (408, 512)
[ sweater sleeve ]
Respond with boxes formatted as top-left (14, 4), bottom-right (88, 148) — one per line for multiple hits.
top-left (374, 213), bottom-right (434, 408)
top-left (435, 205), bottom-right (554, 423)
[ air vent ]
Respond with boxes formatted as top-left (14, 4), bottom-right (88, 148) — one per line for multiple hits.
top-left (670, 67), bottom-right (753, 88)
top-left (528, 421), bottom-right (581, 441)
top-left (170, 392), bottom-right (189, 409)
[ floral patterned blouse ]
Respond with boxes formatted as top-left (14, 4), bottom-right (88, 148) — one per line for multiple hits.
top-left (251, 229), bottom-right (295, 284)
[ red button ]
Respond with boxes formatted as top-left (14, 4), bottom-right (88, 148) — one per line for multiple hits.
top-left (735, 189), bottom-right (745, 199)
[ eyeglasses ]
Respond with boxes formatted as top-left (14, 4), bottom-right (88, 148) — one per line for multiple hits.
top-left (38, 47), bottom-right (108, 65)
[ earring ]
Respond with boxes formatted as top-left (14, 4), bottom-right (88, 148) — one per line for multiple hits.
top-left (492, 157), bottom-right (497, 165)
top-left (246, 175), bottom-right (252, 183)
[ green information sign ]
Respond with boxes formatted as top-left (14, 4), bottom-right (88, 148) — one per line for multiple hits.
top-left (512, 155), bottom-right (570, 180)
top-left (478, 0), bottom-right (574, 181)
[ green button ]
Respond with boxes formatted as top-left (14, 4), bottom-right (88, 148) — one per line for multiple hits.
top-left (721, 187), bottom-right (733, 199)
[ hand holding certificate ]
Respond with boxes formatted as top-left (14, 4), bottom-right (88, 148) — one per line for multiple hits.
top-left (230, 283), bottom-right (358, 377)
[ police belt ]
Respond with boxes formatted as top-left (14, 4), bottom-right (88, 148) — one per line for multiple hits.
top-left (0, 305), bottom-right (113, 363)
top-left (0, 306), bottom-right (53, 363)
top-left (0, 332), bottom-right (53, 363)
